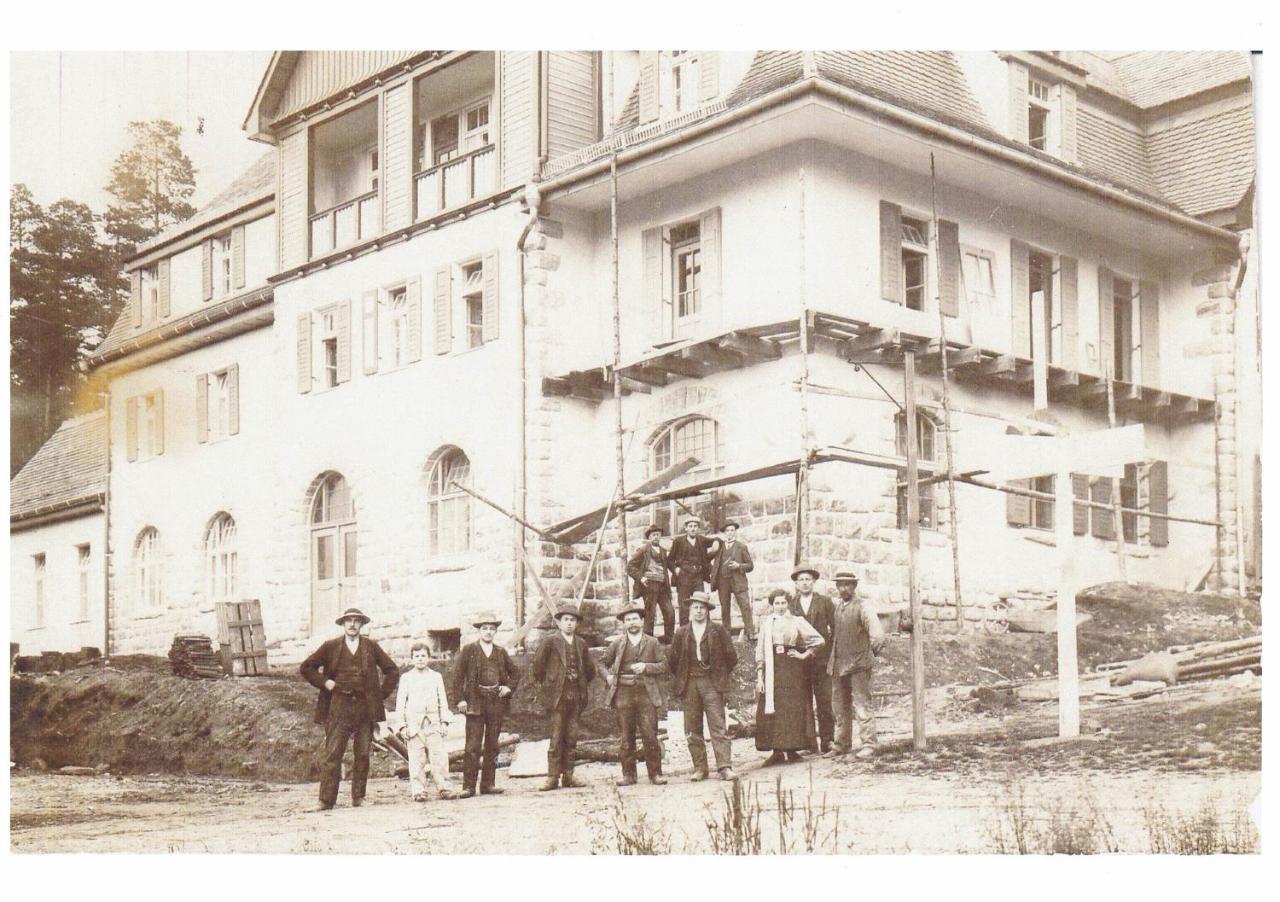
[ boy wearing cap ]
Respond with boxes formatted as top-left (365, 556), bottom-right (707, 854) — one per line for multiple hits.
top-left (448, 612), bottom-right (518, 797)
top-left (788, 565), bottom-right (836, 754)
top-left (603, 604), bottom-right (669, 786)
top-left (300, 607), bottom-right (401, 811)
top-left (667, 517), bottom-right (717, 628)
top-left (709, 521), bottom-right (756, 641)
top-left (626, 525), bottom-right (676, 644)
top-left (532, 605), bottom-right (598, 790)
top-left (668, 591), bottom-right (738, 781)
top-left (396, 642), bottom-right (460, 801)
top-left (826, 571), bottom-right (885, 759)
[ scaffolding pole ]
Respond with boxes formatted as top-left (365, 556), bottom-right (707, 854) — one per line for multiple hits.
top-left (928, 152), bottom-right (965, 631)
top-left (1104, 363), bottom-right (1130, 582)
top-left (796, 164), bottom-right (812, 564)
top-left (904, 350), bottom-right (926, 751)
top-left (610, 153), bottom-right (628, 603)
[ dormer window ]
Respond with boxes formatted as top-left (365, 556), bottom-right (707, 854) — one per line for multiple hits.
top-left (140, 264), bottom-right (160, 324)
top-left (211, 234), bottom-right (232, 300)
top-left (670, 52), bottom-right (698, 115)
top-left (1028, 77), bottom-right (1051, 151)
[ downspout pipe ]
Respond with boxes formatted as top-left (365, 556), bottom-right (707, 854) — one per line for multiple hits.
top-left (514, 181), bottom-right (542, 631)
top-left (102, 389), bottom-right (112, 657)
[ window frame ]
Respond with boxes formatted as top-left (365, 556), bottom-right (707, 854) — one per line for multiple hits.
top-left (381, 283), bottom-right (411, 371)
top-left (139, 264), bottom-right (161, 324)
top-left (1027, 247), bottom-right (1062, 364)
top-left (1029, 474), bottom-right (1056, 530)
top-left (669, 220), bottom-right (703, 327)
top-left (1027, 77), bottom-right (1052, 151)
top-left (961, 245), bottom-right (997, 312)
top-left (1111, 274), bottom-right (1140, 383)
top-left (206, 368), bottom-right (233, 442)
top-left (318, 305), bottom-right (339, 390)
top-left (425, 98), bottom-right (493, 170)
top-left (211, 232), bottom-right (233, 300)
top-left (428, 449), bottom-right (473, 557)
top-left (33, 553), bottom-right (46, 629)
top-left (895, 410), bottom-right (937, 530)
top-left (134, 527), bottom-right (162, 612)
top-left (899, 214), bottom-right (931, 311)
top-left (76, 544), bottom-right (91, 621)
top-left (459, 260), bottom-right (485, 351)
top-left (204, 513), bottom-right (240, 605)
top-left (142, 390), bottom-right (163, 458)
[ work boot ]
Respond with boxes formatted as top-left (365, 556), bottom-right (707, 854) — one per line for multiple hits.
top-left (615, 774), bottom-right (638, 787)
top-left (763, 751), bottom-right (785, 766)
top-left (479, 786), bottom-right (504, 796)
top-left (460, 787), bottom-right (477, 798)
top-left (822, 743), bottom-right (847, 759)
top-left (649, 774), bottom-right (668, 786)
top-left (785, 751), bottom-right (803, 763)
top-left (561, 774), bottom-right (588, 789)
top-left (854, 745), bottom-right (875, 760)
top-left (351, 796), bottom-right (364, 807)
top-left (718, 767), bottom-right (738, 781)
top-left (539, 776), bottom-right (561, 792)
top-left (438, 789), bottom-right (460, 800)
top-left (316, 802), bottom-right (335, 812)
top-left (819, 740), bottom-right (832, 755)
top-left (690, 767), bottom-right (710, 782)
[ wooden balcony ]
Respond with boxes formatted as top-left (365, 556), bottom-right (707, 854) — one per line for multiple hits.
top-left (543, 310), bottom-right (1216, 426)
top-left (309, 190), bottom-right (379, 258)
top-left (415, 145), bottom-right (496, 221)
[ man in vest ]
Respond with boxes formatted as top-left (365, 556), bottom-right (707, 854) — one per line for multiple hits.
top-left (668, 591), bottom-right (738, 781)
top-left (667, 516), bottom-right (717, 628)
top-left (300, 607), bottom-right (400, 810)
top-left (449, 611), bottom-right (519, 797)
top-left (532, 604), bottom-right (598, 791)
top-left (626, 525), bottom-right (676, 644)
top-left (824, 570), bottom-right (885, 759)
top-left (603, 603), bottom-right (668, 786)
top-left (709, 520), bottom-right (756, 641)
top-left (789, 564), bottom-right (836, 754)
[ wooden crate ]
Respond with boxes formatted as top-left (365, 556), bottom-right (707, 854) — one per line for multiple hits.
top-left (216, 600), bottom-right (269, 676)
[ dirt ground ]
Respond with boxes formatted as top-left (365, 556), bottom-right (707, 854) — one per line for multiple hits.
top-left (10, 679), bottom-right (1260, 854)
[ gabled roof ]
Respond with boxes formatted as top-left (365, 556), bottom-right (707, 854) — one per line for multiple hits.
top-left (1147, 102), bottom-right (1256, 217)
top-left (1107, 51), bottom-right (1252, 109)
top-left (11, 412), bottom-right (107, 522)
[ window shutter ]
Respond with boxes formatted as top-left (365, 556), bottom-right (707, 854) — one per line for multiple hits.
top-left (202, 239), bottom-right (214, 301)
top-left (406, 278), bottom-right (423, 363)
top-left (643, 226), bottom-right (668, 343)
top-left (1059, 255), bottom-right (1079, 369)
top-left (1148, 460), bottom-right (1169, 547)
top-left (227, 364), bottom-right (240, 436)
top-left (481, 249), bottom-right (500, 343)
top-left (157, 257), bottom-right (171, 318)
top-left (699, 208), bottom-right (722, 324)
top-left (296, 313), bottom-right (312, 394)
top-left (1006, 479), bottom-right (1031, 527)
top-left (698, 52), bottom-right (720, 103)
top-left (362, 290), bottom-right (380, 375)
top-left (433, 266), bottom-right (452, 355)
top-left (637, 51), bottom-right (659, 124)
top-left (196, 374), bottom-right (208, 444)
top-left (1008, 61), bottom-right (1029, 142)
top-left (1010, 239), bottom-right (1030, 357)
top-left (938, 219), bottom-right (961, 317)
top-left (1059, 84), bottom-right (1078, 163)
top-left (1098, 267), bottom-right (1115, 379)
top-left (231, 225), bottom-right (246, 289)
top-left (879, 201), bottom-right (903, 304)
top-left (336, 299), bottom-right (352, 384)
top-left (1072, 474), bottom-right (1090, 535)
top-left (154, 389), bottom-right (165, 455)
top-left (1090, 479), bottom-right (1114, 539)
top-left (130, 270), bottom-right (142, 328)
top-left (126, 397), bottom-right (138, 462)
top-left (1139, 280), bottom-right (1160, 387)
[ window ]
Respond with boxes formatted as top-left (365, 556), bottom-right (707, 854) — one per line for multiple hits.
top-left (429, 100), bottom-right (491, 167)
top-left (141, 391), bottom-right (163, 457)
top-left (320, 307), bottom-right (339, 389)
top-left (206, 369), bottom-right (233, 441)
top-left (1028, 78), bottom-right (1051, 151)
top-left (1113, 277), bottom-right (1138, 383)
top-left (901, 216), bottom-right (930, 311)
top-left (648, 416), bottom-right (724, 535)
top-left (670, 221), bottom-right (703, 325)
top-left (134, 528), bottom-right (162, 610)
top-left (205, 513), bottom-right (239, 604)
top-left (385, 287), bottom-right (409, 369)
top-left (1119, 464), bottom-right (1139, 543)
top-left (462, 102), bottom-right (490, 153)
top-left (211, 234), bottom-right (232, 300)
top-left (962, 248), bottom-right (996, 312)
top-left (366, 145), bottom-right (379, 194)
top-left (895, 411), bottom-right (936, 529)
top-left (461, 262), bottom-right (485, 350)
top-left (140, 264), bottom-right (160, 324)
top-left (33, 554), bottom-right (46, 628)
top-left (1027, 250), bottom-right (1059, 363)
top-left (428, 449), bottom-right (472, 555)
top-left (77, 544), bottom-right (91, 621)
top-left (670, 52), bottom-right (699, 114)
top-left (1030, 475), bottom-right (1055, 530)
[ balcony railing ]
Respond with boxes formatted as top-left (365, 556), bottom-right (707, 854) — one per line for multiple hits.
top-left (414, 145), bottom-right (496, 221)
top-left (309, 190), bottom-right (380, 258)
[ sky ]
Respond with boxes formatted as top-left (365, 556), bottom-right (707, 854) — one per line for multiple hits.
top-left (10, 51), bottom-right (274, 214)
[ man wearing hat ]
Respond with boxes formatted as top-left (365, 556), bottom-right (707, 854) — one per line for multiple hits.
top-left (667, 591), bottom-right (738, 781)
top-left (709, 521), bottom-right (756, 641)
top-left (826, 570), bottom-right (885, 759)
top-left (626, 524), bottom-right (675, 644)
top-left (300, 608), bottom-right (401, 810)
top-left (603, 603), bottom-right (669, 786)
top-left (788, 564), bottom-right (836, 754)
top-left (667, 517), bottom-right (718, 629)
top-left (531, 604), bottom-right (598, 790)
top-left (448, 612), bottom-right (519, 797)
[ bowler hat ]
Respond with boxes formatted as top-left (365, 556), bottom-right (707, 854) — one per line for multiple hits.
top-left (790, 564), bottom-right (820, 581)
top-left (554, 604), bottom-right (582, 620)
top-left (471, 611), bottom-right (503, 628)
top-left (833, 570), bottom-right (859, 583)
top-left (615, 603), bottom-right (647, 621)
top-left (335, 607), bottom-right (371, 626)
top-left (687, 590), bottom-right (717, 610)
top-left (723, 520), bottom-right (740, 530)
top-left (644, 525), bottom-right (664, 539)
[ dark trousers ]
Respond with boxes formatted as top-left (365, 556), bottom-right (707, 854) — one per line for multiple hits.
top-left (717, 582), bottom-right (754, 637)
top-left (319, 692), bottom-right (373, 806)
top-left (640, 581), bottom-right (675, 644)
top-left (462, 693), bottom-right (505, 792)
top-left (615, 684), bottom-right (661, 780)
top-left (803, 659), bottom-right (835, 747)
top-left (546, 689), bottom-right (581, 781)
top-left (683, 674), bottom-right (732, 772)
top-left (676, 580), bottom-right (706, 627)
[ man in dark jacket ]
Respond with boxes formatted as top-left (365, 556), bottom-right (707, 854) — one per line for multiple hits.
top-left (626, 525), bottom-right (675, 644)
top-left (531, 604), bottom-right (598, 791)
top-left (299, 607), bottom-right (400, 810)
top-left (788, 564), bottom-right (836, 754)
top-left (825, 570), bottom-right (885, 760)
top-left (602, 604), bottom-right (668, 786)
top-left (448, 611), bottom-right (518, 797)
top-left (667, 517), bottom-right (717, 628)
top-left (667, 591), bottom-right (738, 781)
top-left (709, 521), bottom-right (756, 641)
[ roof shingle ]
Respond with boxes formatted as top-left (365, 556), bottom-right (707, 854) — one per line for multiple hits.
top-left (1147, 102), bottom-right (1256, 216)
top-left (10, 412), bottom-right (107, 520)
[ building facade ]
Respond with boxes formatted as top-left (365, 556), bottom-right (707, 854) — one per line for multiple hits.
top-left (11, 51), bottom-right (1259, 661)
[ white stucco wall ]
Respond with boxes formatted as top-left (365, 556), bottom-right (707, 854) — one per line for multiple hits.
top-left (10, 513), bottom-right (105, 655)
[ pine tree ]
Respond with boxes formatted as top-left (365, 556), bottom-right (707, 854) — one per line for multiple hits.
top-left (103, 119), bottom-right (198, 254)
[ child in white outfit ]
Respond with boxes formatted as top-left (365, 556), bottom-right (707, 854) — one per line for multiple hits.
top-left (395, 643), bottom-right (459, 801)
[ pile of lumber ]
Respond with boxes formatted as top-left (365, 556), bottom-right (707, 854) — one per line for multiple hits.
top-left (168, 634), bottom-right (224, 679)
top-left (1099, 636), bottom-right (1261, 686)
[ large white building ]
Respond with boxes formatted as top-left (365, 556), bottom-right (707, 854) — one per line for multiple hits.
top-left (11, 51), bottom-right (1259, 663)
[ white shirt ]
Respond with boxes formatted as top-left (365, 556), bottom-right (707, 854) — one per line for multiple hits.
top-left (798, 593), bottom-right (813, 616)
top-left (344, 635), bottom-right (361, 655)
top-left (691, 621), bottom-right (707, 661)
top-left (479, 641), bottom-right (494, 657)
top-left (627, 633), bottom-right (643, 648)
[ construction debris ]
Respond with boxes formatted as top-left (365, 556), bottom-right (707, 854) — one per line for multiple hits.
top-left (168, 635), bottom-right (224, 680)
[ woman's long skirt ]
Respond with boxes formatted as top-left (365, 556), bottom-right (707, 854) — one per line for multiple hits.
top-left (754, 650), bottom-right (816, 751)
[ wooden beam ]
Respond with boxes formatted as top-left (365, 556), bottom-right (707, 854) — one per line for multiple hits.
top-left (620, 364), bottom-right (669, 387)
top-left (565, 377), bottom-right (608, 403)
top-left (618, 376), bottom-right (652, 395)
top-left (979, 354), bottom-right (1018, 377)
top-left (846, 328), bottom-right (901, 356)
top-left (645, 354), bottom-right (706, 379)
top-left (541, 376), bottom-right (573, 397)
top-left (545, 456), bottom-right (701, 542)
top-left (682, 343), bottom-right (742, 371)
top-left (717, 330), bottom-right (781, 360)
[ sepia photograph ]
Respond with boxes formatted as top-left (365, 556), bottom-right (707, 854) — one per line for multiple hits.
top-left (6, 21), bottom-right (1266, 869)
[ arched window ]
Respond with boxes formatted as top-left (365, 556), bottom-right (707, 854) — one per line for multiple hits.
top-left (205, 513), bottom-right (239, 604)
top-left (428, 448), bottom-right (472, 555)
top-left (650, 416), bottom-right (723, 484)
top-left (309, 472), bottom-right (357, 635)
top-left (134, 527), bottom-right (162, 610)
top-left (312, 472), bottom-right (355, 524)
